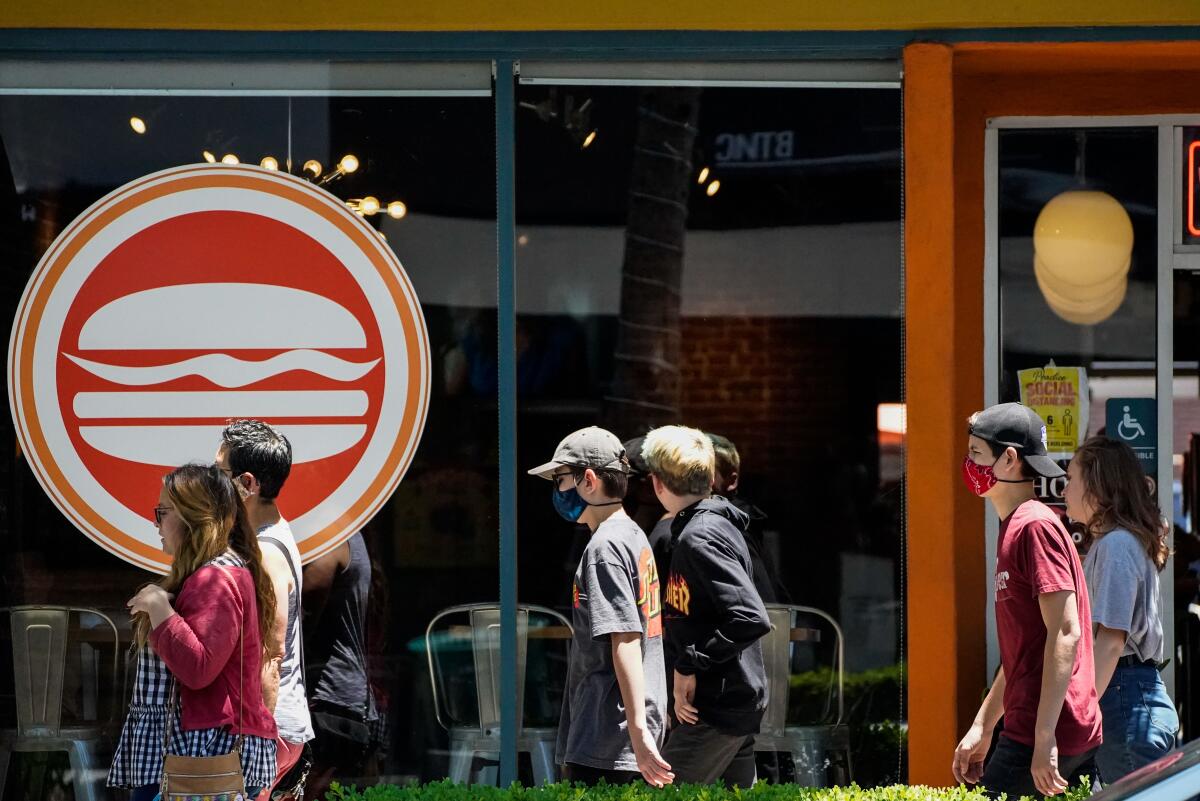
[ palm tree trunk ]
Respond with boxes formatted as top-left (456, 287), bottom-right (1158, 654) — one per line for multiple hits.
top-left (603, 87), bottom-right (701, 436)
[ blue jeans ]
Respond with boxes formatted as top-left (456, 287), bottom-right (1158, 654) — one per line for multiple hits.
top-left (1096, 663), bottom-right (1178, 784)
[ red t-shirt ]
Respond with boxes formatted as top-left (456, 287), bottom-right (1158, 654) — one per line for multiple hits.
top-left (995, 499), bottom-right (1101, 755)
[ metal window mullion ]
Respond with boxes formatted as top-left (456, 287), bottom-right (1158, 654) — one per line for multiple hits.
top-left (1157, 123), bottom-right (1176, 698)
top-left (494, 58), bottom-right (519, 787)
top-left (983, 125), bottom-right (1001, 682)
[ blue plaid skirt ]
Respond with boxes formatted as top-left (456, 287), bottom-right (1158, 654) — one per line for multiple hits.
top-left (108, 556), bottom-right (276, 789)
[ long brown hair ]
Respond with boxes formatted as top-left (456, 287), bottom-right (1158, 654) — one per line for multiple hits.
top-left (1071, 437), bottom-right (1169, 571)
top-left (134, 464), bottom-right (278, 658)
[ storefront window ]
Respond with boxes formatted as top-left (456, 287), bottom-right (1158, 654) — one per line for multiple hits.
top-left (0, 86), bottom-right (498, 791)
top-left (514, 84), bottom-right (906, 785)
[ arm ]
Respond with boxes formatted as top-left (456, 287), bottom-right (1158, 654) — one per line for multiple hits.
top-left (260, 544), bottom-right (291, 712)
top-left (674, 538), bottom-right (770, 675)
top-left (952, 667), bottom-right (1005, 785)
top-left (1093, 623), bottom-right (1126, 699)
top-left (611, 633), bottom-right (673, 787)
top-left (148, 568), bottom-right (241, 690)
top-left (301, 542), bottom-right (349, 638)
top-left (1032, 590), bottom-right (1082, 796)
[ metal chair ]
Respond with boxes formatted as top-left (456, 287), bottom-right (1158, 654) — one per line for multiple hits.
top-left (426, 603), bottom-right (572, 785)
top-left (0, 605), bottom-right (120, 801)
top-left (754, 604), bottom-right (852, 787)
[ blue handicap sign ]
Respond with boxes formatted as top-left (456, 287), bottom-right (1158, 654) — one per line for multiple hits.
top-left (1106, 398), bottom-right (1156, 474)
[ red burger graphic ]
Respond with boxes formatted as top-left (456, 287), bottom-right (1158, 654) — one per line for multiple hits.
top-left (8, 165), bottom-right (430, 573)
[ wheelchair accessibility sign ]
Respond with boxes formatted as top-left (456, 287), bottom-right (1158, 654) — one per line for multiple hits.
top-left (1106, 398), bottom-right (1156, 474)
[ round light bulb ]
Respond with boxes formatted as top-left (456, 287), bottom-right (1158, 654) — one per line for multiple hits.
top-left (698, 167), bottom-right (710, 184)
top-left (706, 180), bottom-right (721, 197)
top-left (339, 154), bottom-right (360, 174)
top-left (221, 153), bottom-right (239, 165)
top-left (360, 196), bottom-right (380, 216)
top-left (129, 117), bottom-right (147, 134)
top-left (260, 156), bottom-right (279, 171)
top-left (387, 200), bottom-right (407, 219)
top-left (1033, 190), bottom-right (1133, 288)
top-left (202, 151), bottom-right (217, 163)
top-left (303, 159), bottom-right (323, 178)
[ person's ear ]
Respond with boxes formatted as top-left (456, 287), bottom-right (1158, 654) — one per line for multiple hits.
top-left (726, 471), bottom-right (739, 493)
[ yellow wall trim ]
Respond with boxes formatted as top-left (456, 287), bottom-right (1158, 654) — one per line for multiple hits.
top-left (3, 0), bottom-right (1200, 32)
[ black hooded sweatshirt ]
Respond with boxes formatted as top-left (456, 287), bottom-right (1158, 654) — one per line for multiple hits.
top-left (663, 497), bottom-right (771, 736)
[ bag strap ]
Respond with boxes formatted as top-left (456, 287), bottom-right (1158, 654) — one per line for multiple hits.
top-left (260, 535), bottom-right (306, 684)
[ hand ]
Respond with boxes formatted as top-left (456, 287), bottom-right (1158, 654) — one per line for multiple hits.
top-left (672, 670), bottom-right (699, 725)
top-left (630, 727), bottom-right (674, 787)
top-left (1032, 733), bottom-right (1068, 796)
top-left (951, 724), bottom-right (991, 786)
top-left (127, 584), bottom-right (174, 625)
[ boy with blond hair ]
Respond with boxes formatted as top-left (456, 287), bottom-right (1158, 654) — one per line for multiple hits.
top-left (642, 425), bottom-right (770, 787)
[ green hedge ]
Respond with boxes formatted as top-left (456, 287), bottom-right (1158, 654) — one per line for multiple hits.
top-left (325, 779), bottom-right (1091, 801)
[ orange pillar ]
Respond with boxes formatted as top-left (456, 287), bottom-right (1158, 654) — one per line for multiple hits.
top-left (904, 42), bottom-right (987, 787)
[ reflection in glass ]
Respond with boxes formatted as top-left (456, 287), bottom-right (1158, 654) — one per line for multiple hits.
top-left (0, 93), bottom-right (498, 787)
top-left (515, 85), bottom-right (905, 785)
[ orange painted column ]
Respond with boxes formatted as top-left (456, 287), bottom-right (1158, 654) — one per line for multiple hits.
top-left (903, 43), bottom-right (987, 787)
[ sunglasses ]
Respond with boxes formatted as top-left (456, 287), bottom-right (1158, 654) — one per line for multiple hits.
top-left (153, 505), bottom-right (172, 527)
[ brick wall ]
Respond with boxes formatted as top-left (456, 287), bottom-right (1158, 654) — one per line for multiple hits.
top-left (679, 316), bottom-right (883, 475)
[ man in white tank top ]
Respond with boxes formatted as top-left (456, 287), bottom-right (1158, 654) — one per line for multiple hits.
top-left (218, 420), bottom-right (314, 799)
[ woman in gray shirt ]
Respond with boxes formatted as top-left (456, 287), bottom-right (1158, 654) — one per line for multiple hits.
top-left (1065, 437), bottom-right (1178, 783)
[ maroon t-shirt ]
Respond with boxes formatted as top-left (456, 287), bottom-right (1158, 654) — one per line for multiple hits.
top-left (995, 499), bottom-right (1101, 755)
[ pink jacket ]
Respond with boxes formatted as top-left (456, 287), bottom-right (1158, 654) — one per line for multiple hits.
top-left (150, 564), bottom-right (278, 739)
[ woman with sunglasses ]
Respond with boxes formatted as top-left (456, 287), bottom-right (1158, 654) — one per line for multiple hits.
top-left (1065, 437), bottom-right (1178, 784)
top-left (108, 464), bottom-right (280, 800)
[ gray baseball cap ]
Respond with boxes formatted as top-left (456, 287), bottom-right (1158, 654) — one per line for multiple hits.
top-left (527, 426), bottom-right (629, 480)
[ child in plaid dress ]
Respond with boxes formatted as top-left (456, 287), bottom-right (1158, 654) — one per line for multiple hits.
top-left (109, 465), bottom-right (282, 801)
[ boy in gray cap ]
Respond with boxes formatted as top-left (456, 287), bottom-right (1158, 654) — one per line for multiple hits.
top-left (528, 426), bottom-right (672, 786)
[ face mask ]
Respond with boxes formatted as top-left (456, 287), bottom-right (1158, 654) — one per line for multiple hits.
top-left (962, 455), bottom-right (999, 496)
top-left (552, 482), bottom-right (589, 522)
top-left (551, 474), bottom-right (622, 523)
top-left (962, 453), bottom-right (1031, 496)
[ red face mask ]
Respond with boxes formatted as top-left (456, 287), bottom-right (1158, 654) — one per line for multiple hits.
top-left (962, 455), bottom-right (999, 496)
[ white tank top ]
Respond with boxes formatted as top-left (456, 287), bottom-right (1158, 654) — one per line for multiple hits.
top-left (259, 519), bottom-right (314, 743)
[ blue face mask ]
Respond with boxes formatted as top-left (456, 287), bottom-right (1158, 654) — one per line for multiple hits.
top-left (551, 472), bottom-right (621, 523)
top-left (552, 482), bottom-right (588, 523)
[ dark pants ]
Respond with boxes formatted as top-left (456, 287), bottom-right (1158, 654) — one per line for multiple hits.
top-left (661, 722), bottom-right (756, 787)
top-left (981, 736), bottom-right (1098, 799)
top-left (562, 763), bottom-right (641, 785)
top-left (130, 783), bottom-right (265, 801)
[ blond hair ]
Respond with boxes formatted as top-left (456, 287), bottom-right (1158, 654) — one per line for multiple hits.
top-left (642, 425), bottom-right (715, 496)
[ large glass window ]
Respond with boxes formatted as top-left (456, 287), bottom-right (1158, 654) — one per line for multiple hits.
top-left (514, 83), bottom-right (906, 786)
top-left (0, 81), bottom-right (498, 793)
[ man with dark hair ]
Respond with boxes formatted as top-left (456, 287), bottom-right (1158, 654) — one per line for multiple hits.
top-left (953, 403), bottom-right (1100, 798)
top-left (706, 433), bottom-right (787, 604)
top-left (216, 420), bottom-right (313, 800)
top-left (527, 426), bottom-right (672, 787)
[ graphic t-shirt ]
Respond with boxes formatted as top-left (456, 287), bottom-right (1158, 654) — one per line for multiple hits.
top-left (995, 500), bottom-right (1101, 755)
top-left (557, 512), bottom-right (667, 770)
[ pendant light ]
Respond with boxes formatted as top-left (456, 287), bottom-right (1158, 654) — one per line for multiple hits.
top-left (1031, 131), bottom-right (1133, 326)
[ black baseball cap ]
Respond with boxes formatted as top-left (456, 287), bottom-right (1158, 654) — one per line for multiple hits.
top-left (968, 402), bottom-right (1065, 479)
top-left (623, 436), bottom-right (649, 476)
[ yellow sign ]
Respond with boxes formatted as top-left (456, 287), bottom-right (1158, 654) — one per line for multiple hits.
top-left (1018, 365), bottom-right (1087, 459)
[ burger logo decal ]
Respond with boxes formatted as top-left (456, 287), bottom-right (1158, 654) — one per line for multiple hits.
top-left (8, 165), bottom-right (430, 572)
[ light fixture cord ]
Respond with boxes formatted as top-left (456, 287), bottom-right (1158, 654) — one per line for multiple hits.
top-left (1075, 130), bottom-right (1087, 187)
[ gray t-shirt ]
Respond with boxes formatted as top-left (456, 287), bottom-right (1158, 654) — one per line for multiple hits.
top-left (1083, 528), bottom-right (1165, 662)
top-left (557, 512), bottom-right (667, 770)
